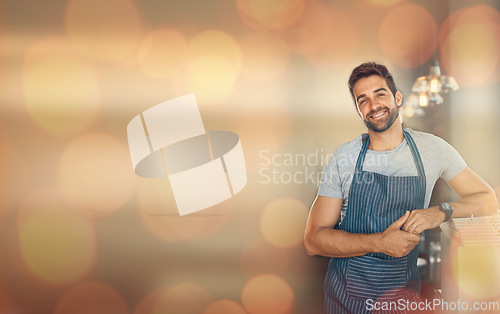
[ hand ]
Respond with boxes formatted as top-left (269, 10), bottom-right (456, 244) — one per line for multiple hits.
top-left (379, 211), bottom-right (421, 258)
top-left (402, 207), bottom-right (446, 235)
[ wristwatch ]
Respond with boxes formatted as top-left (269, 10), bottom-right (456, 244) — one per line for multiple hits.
top-left (439, 202), bottom-right (454, 222)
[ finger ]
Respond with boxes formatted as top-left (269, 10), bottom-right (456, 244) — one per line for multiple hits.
top-left (412, 224), bottom-right (421, 235)
top-left (391, 211), bottom-right (410, 229)
top-left (410, 223), bottom-right (419, 235)
top-left (403, 233), bottom-right (421, 242)
top-left (402, 218), bottom-right (416, 232)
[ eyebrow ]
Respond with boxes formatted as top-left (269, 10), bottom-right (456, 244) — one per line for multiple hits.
top-left (355, 87), bottom-right (388, 102)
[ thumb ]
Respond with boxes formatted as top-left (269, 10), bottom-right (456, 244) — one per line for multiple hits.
top-left (390, 211), bottom-right (410, 229)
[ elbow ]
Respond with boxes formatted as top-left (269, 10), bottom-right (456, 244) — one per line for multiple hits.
top-left (303, 232), bottom-right (318, 256)
top-left (488, 189), bottom-right (499, 215)
top-left (482, 188), bottom-right (499, 216)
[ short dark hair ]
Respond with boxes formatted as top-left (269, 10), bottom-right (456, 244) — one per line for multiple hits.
top-left (348, 62), bottom-right (398, 106)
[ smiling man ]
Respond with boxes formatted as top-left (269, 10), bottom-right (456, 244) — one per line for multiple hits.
top-left (304, 62), bottom-right (498, 313)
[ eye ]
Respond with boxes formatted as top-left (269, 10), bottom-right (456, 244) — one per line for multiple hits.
top-left (377, 93), bottom-right (386, 97)
top-left (359, 99), bottom-right (367, 105)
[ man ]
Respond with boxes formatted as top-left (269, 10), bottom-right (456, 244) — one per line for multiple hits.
top-left (304, 62), bottom-right (498, 313)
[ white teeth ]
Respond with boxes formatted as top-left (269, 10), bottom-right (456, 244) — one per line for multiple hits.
top-left (372, 111), bottom-right (385, 118)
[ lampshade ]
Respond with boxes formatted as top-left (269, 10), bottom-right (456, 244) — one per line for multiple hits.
top-left (403, 59), bottom-right (459, 118)
top-left (411, 60), bottom-right (459, 94)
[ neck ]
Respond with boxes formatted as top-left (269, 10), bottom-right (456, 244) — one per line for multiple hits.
top-left (367, 122), bottom-right (404, 151)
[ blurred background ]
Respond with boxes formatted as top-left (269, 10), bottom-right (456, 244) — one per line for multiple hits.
top-left (1, 0), bottom-right (499, 313)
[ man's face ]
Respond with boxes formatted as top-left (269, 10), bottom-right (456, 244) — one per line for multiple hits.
top-left (352, 75), bottom-right (401, 133)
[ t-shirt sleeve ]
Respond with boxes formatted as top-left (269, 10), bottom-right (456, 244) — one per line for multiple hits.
top-left (318, 153), bottom-right (343, 198)
top-left (434, 135), bottom-right (467, 181)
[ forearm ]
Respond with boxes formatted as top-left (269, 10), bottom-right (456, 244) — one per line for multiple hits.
top-left (450, 189), bottom-right (499, 218)
top-left (410, 189), bottom-right (499, 234)
top-left (304, 227), bottom-right (381, 258)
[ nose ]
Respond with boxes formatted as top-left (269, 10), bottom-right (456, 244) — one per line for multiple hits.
top-left (369, 97), bottom-right (382, 111)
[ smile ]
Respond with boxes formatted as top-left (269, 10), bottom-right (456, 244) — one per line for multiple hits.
top-left (370, 110), bottom-right (387, 120)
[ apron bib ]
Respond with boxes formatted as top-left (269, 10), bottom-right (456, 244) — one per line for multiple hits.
top-left (324, 130), bottom-right (426, 313)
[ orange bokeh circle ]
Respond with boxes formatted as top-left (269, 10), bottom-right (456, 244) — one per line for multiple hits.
top-left (239, 238), bottom-right (289, 277)
top-left (138, 28), bottom-right (187, 79)
top-left (54, 281), bottom-right (129, 314)
top-left (439, 5), bottom-right (500, 87)
top-left (260, 197), bottom-right (309, 248)
top-left (65, 0), bottom-right (142, 64)
top-left (18, 187), bottom-right (97, 285)
top-left (202, 299), bottom-right (246, 314)
top-left (235, 0), bottom-right (305, 30)
top-left (57, 133), bottom-right (135, 217)
top-left (134, 282), bottom-right (212, 314)
top-left (379, 4), bottom-right (438, 68)
top-left (22, 37), bottom-right (101, 136)
top-left (241, 274), bottom-right (294, 314)
top-left (185, 30), bottom-right (242, 105)
top-left (239, 32), bottom-right (290, 82)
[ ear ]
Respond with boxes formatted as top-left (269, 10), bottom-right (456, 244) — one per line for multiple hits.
top-left (395, 91), bottom-right (403, 107)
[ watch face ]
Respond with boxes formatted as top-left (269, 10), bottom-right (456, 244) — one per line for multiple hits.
top-left (440, 203), bottom-right (453, 222)
top-left (442, 203), bottom-right (452, 211)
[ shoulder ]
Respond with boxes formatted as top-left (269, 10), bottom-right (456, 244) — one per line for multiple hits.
top-left (322, 134), bottom-right (363, 169)
top-left (334, 134), bottom-right (364, 157)
top-left (405, 128), bottom-right (439, 142)
top-left (324, 134), bottom-right (364, 169)
top-left (405, 128), bottom-right (450, 149)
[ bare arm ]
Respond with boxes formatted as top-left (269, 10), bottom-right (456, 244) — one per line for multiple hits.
top-left (403, 167), bottom-right (499, 234)
top-left (304, 195), bottom-right (420, 258)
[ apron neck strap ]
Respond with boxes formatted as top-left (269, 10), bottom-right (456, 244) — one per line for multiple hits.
top-left (354, 130), bottom-right (426, 177)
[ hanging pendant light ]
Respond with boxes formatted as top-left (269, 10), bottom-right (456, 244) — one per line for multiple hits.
top-left (404, 60), bottom-right (459, 117)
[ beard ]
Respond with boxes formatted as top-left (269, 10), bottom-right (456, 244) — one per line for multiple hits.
top-left (363, 105), bottom-right (399, 133)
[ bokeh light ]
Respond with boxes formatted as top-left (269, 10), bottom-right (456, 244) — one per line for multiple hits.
top-left (23, 37), bottom-right (80, 68)
top-left (0, 141), bottom-right (30, 219)
top-left (439, 5), bottom-right (500, 87)
top-left (302, 7), bottom-right (358, 69)
top-left (446, 225), bottom-right (500, 299)
top-left (0, 276), bottom-right (18, 313)
top-left (18, 187), bottom-right (96, 285)
top-left (138, 28), bottom-right (187, 79)
top-left (275, 0), bottom-right (358, 68)
top-left (226, 108), bottom-right (293, 173)
top-left (185, 30), bottom-right (242, 105)
top-left (186, 56), bottom-right (238, 105)
top-left (239, 238), bottom-right (289, 277)
top-left (136, 178), bottom-right (232, 243)
top-left (188, 30), bottom-right (242, 69)
top-left (65, 0), bottom-right (142, 64)
top-left (260, 197), bottom-right (308, 248)
top-left (235, 0), bottom-right (305, 30)
top-left (134, 283), bottom-right (212, 314)
top-left (364, 0), bottom-right (402, 5)
top-left (54, 281), bottom-right (129, 314)
top-left (379, 4), bottom-right (438, 68)
top-left (239, 32), bottom-right (290, 82)
top-left (57, 133), bottom-right (135, 217)
top-left (22, 37), bottom-right (100, 135)
top-left (277, 0), bottom-right (337, 55)
top-left (241, 274), bottom-right (294, 314)
top-left (455, 246), bottom-right (500, 299)
top-left (202, 299), bottom-right (246, 314)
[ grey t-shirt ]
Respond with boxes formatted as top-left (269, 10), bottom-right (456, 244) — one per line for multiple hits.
top-left (318, 128), bottom-right (467, 222)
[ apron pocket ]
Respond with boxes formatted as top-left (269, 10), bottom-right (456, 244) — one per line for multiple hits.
top-left (346, 255), bottom-right (407, 301)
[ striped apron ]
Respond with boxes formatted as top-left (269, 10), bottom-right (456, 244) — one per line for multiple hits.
top-left (324, 130), bottom-right (425, 313)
